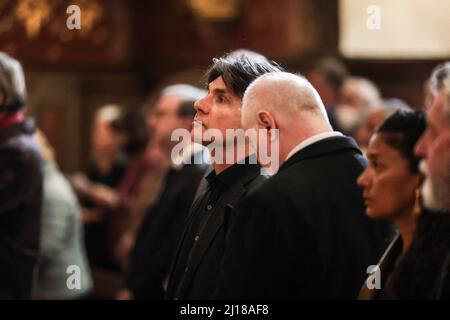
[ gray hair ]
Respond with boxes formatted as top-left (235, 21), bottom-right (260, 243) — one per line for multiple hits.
top-left (430, 62), bottom-right (450, 121)
top-left (224, 49), bottom-right (269, 63)
top-left (0, 52), bottom-right (27, 113)
top-left (161, 84), bottom-right (206, 118)
top-left (343, 77), bottom-right (382, 110)
top-left (161, 84), bottom-right (206, 102)
top-left (382, 98), bottom-right (411, 116)
top-left (94, 104), bottom-right (122, 123)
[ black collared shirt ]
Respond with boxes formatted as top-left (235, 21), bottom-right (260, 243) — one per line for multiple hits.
top-left (169, 157), bottom-right (258, 295)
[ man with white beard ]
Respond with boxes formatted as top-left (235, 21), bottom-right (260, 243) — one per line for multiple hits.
top-left (390, 62), bottom-right (450, 299)
top-left (415, 62), bottom-right (450, 212)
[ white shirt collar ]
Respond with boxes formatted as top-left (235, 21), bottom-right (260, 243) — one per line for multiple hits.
top-left (285, 131), bottom-right (343, 161)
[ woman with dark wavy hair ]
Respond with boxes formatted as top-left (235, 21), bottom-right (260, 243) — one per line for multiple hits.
top-left (357, 110), bottom-right (426, 299)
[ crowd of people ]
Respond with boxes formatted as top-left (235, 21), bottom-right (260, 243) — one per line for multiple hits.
top-left (0, 49), bottom-right (449, 300)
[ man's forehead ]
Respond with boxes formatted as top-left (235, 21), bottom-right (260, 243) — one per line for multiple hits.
top-left (156, 94), bottom-right (181, 110)
top-left (208, 76), bottom-right (228, 91)
top-left (428, 92), bottom-right (450, 130)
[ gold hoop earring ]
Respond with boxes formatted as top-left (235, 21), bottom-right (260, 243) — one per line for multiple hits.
top-left (413, 188), bottom-right (422, 220)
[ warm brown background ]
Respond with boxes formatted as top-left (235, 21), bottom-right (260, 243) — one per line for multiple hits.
top-left (0, 0), bottom-right (446, 172)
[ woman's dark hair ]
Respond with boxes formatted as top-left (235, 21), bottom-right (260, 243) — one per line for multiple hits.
top-left (376, 110), bottom-right (426, 173)
top-left (205, 57), bottom-right (284, 98)
top-left (111, 109), bottom-right (149, 157)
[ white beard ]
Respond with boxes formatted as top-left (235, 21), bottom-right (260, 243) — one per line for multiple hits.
top-left (420, 161), bottom-right (450, 212)
top-left (422, 177), bottom-right (441, 210)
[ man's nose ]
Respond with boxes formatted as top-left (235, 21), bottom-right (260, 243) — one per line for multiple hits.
top-left (194, 97), bottom-right (209, 115)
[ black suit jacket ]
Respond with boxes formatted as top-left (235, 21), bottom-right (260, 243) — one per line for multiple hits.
top-left (214, 136), bottom-right (391, 299)
top-left (125, 162), bottom-right (208, 299)
top-left (166, 163), bottom-right (267, 300)
top-left (0, 119), bottom-right (42, 299)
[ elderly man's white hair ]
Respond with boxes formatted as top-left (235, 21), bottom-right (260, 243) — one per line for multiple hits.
top-left (431, 62), bottom-right (450, 121)
top-left (94, 104), bottom-right (122, 123)
top-left (343, 77), bottom-right (381, 109)
top-left (161, 84), bottom-right (206, 102)
top-left (243, 71), bottom-right (330, 123)
top-left (0, 52), bottom-right (27, 112)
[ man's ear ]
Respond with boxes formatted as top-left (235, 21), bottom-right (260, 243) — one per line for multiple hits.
top-left (256, 110), bottom-right (277, 130)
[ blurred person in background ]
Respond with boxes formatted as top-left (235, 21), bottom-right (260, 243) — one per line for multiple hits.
top-left (72, 104), bottom-right (128, 271)
top-left (86, 105), bottom-right (128, 194)
top-left (0, 51), bottom-right (42, 299)
top-left (117, 84), bottom-right (209, 300)
top-left (71, 107), bottom-right (165, 298)
top-left (357, 110), bottom-right (425, 299)
top-left (307, 57), bottom-right (349, 130)
top-left (32, 130), bottom-right (93, 299)
top-left (86, 109), bottom-right (163, 268)
top-left (336, 77), bottom-right (382, 139)
top-left (356, 98), bottom-right (412, 152)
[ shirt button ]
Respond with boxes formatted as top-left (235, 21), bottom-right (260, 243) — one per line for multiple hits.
top-left (195, 235), bottom-right (200, 241)
top-left (206, 204), bottom-right (213, 210)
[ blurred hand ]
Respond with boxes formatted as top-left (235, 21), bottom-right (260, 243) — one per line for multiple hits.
top-left (90, 184), bottom-right (120, 208)
top-left (82, 207), bottom-right (105, 223)
top-left (69, 173), bottom-right (93, 196)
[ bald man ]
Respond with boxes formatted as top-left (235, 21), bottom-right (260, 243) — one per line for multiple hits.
top-left (214, 72), bottom-right (389, 299)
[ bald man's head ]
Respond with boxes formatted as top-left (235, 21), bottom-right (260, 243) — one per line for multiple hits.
top-left (242, 72), bottom-right (331, 131)
top-left (241, 72), bottom-right (333, 165)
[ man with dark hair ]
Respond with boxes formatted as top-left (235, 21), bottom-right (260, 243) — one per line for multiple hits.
top-left (165, 56), bottom-right (283, 299)
top-left (0, 52), bottom-right (42, 299)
